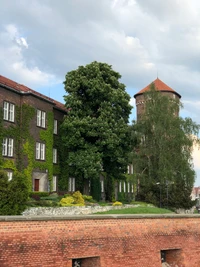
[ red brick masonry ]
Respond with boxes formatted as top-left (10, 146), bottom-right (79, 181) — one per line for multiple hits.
top-left (0, 214), bottom-right (200, 267)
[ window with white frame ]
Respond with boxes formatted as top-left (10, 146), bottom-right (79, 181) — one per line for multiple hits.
top-left (53, 119), bottom-right (58, 134)
top-left (127, 182), bottom-right (130, 193)
top-left (53, 148), bottom-right (57, 163)
top-left (127, 164), bottom-right (134, 174)
top-left (36, 142), bottom-right (45, 160)
top-left (68, 177), bottom-right (75, 192)
top-left (124, 181), bottom-right (126, 192)
top-left (7, 171), bottom-right (13, 181)
top-left (37, 109), bottom-right (46, 128)
top-left (2, 138), bottom-right (14, 157)
top-left (131, 184), bottom-right (134, 193)
top-left (53, 175), bottom-right (57, 191)
top-left (3, 101), bottom-right (15, 122)
top-left (101, 180), bottom-right (104, 193)
top-left (119, 181), bottom-right (122, 193)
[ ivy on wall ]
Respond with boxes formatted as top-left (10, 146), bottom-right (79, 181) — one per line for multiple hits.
top-left (0, 104), bottom-right (64, 192)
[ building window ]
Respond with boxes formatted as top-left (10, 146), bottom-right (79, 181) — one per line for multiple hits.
top-left (68, 177), bottom-right (75, 192)
top-left (36, 142), bottom-right (45, 160)
top-left (124, 181), bottom-right (126, 192)
top-left (101, 180), bottom-right (104, 193)
top-left (131, 184), bottom-right (134, 193)
top-left (53, 119), bottom-right (58, 134)
top-left (119, 181), bottom-right (122, 193)
top-left (53, 175), bottom-right (57, 191)
top-left (2, 138), bottom-right (14, 157)
top-left (7, 171), bottom-right (13, 181)
top-left (53, 148), bottom-right (57, 163)
top-left (127, 164), bottom-right (134, 174)
top-left (127, 182), bottom-right (130, 193)
top-left (3, 101), bottom-right (15, 122)
top-left (37, 110), bottom-right (46, 128)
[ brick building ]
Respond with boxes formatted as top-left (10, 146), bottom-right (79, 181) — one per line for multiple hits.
top-left (0, 75), bottom-right (67, 192)
top-left (134, 78), bottom-right (181, 120)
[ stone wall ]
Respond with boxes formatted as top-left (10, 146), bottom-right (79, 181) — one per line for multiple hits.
top-left (0, 214), bottom-right (200, 267)
top-left (22, 204), bottom-right (139, 216)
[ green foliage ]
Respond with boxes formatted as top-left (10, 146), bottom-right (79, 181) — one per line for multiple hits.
top-left (118, 192), bottom-right (126, 203)
top-left (29, 192), bottom-right (49, 198)
top-left (0, 171), bottom-right (29, 215)
top-left (59, 191), bottom-right (85, 206)
top-left (0, 103), bottom-right (64, 192)
top-left (62, 61), bottom-right (132, 198)
top-left (90, 177), bottom-right (101, 201)
top-left (132, 84), bottom-right (200, 209)
top-left (72, 191), bottom-right (85, 205)
top-left (112, 201), bottom-right (122, 206)
top-left (60, 196), bottom-right (75, 206)
top-left (82, 195), bottom-right (93, 202)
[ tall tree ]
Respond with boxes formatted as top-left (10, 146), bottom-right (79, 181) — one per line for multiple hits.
top-left (132, 84), bottom-right (200, 209)
top-left (61, 61), bottom-right (132, 200)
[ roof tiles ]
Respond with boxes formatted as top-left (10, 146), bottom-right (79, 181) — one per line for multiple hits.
top-left (134, 78), bottom-right (181, 98)
top-left (0, 75), bottom-right (67, 112)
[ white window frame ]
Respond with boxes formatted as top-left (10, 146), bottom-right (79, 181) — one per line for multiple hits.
top-left (53, 119), bottom-right (58, 134)
top-left (53, 175), bottom-right (57, 191)
top-left (37, 109), bottom-right (46, 128)
top-left (53, 148), bottom-right (57, 163)
top-left (7, 171), bottom-right (13, 181)
top-left (2, 138), bottom-right (14, 157)
top-left (68, 177), bottom-right (75, 192)
top-left (3, 101), bottom-right (15, 122)
top-left (127, 182), bottom-right (130, 193)
top-left (124, 181), bottom-right (126, 192)
top-left (119, 181), bottom-right (122, 193)
top-left (101, 180), bottom-right (104, 193)
top-left (36, 142), bottom-right (45, 160)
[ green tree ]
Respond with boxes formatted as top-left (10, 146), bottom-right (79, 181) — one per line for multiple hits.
top-left (0, 171), bottom-right (29, 215)
top-left (132, 84), bottom-right (199, 209)
top-left (61, 61), bottom-right (132, 200)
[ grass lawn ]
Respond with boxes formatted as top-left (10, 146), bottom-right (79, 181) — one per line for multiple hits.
top-left (96, 206), bottom-right (174, 214)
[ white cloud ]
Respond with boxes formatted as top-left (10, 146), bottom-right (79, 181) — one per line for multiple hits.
top-left (0, 23), bottom-right (59, 88)
top-left (16, 37), bottom-right (28, 48)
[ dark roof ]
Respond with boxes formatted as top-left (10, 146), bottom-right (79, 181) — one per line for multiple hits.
top-left (134, 78), bottom-right (181, 98)
top-left (0, 75), bottom-right (67, 112)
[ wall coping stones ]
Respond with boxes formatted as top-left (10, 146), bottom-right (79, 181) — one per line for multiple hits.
top-left (0, 213), bottom-right (200, 222)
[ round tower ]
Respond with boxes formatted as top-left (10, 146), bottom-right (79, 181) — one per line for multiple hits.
top-left (134, 78), bottom-right (181, 120)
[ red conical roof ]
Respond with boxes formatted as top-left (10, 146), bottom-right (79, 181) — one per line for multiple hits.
top-left (134, 78), bottom-right (181, 98)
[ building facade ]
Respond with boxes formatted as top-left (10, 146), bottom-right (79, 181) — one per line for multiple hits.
top-left (134, 78), bottom-right (181, 120)
top-left (0, 75), bottom-right (67, 192)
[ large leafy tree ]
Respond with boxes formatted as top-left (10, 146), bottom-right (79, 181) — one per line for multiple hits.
top-left (132, 85), bottom-right (200, 209)
top-left (61, 61), bottom-right (132, 200)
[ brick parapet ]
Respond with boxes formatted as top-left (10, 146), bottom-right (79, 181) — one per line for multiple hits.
top-left (0, 215), bottom-right (200, 266)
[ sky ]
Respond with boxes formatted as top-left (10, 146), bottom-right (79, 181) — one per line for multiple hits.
top-left (0, 0), bottom-right (200, 185)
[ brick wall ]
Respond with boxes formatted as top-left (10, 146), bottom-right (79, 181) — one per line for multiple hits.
top-left (0, 215), bottom-right (200, 267)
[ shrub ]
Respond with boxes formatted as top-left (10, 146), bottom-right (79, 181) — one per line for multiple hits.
top-left (59, 191), bottom-right (85, 206)
top-left (59, 196), bottom-right (74, 206)
top-left (72, 191), bottom-right (85, 205)
top-left (112, 201), bottom-right (122, 206)
top-left (82, 195), bottom-right (93, 202)
top-left (0, 171), bottom-right (29, 215)
top-left (29, 192), bottom-right (49, 200)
